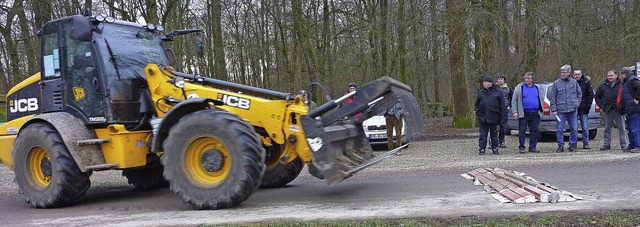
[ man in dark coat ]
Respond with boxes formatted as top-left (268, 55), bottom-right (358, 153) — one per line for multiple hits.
top-left (573, 68), bottom-right (594, 149)
top-left (595, 69), bottom-right (627, 150)
top-left (496, 75), bottom-right (513, 148)
top-left (619, 67), bottom-right (640, 153)
top-left (474, 75), bottom-right (508, 155)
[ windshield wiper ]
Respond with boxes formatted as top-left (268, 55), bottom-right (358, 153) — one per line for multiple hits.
top-left (104, 38), bottom-right (122, 80)
top-left (103, 38), bottom-right (146, 85)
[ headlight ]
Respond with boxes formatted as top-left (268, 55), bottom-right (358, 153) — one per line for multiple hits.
top-left (156, 25), bottom-right (164, 32)
top-left (105, 17), bottom-right (115, 23)
top-left (147, 23), bottom-right (156, 31)
top-left (95, 15), bottom-right (105, 22)
top-left (172, 77), bottom-right (185, 88)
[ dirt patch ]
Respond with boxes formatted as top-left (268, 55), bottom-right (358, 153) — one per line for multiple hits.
top-left (417, 117), bottom-right (477, 141)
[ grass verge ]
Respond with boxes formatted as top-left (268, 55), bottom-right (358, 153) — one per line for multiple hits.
top-left (231, 210), bottom-right (640, 227)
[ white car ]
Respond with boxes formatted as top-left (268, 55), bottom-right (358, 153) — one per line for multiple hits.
top-left (362, 114), bottom-right (407, 146)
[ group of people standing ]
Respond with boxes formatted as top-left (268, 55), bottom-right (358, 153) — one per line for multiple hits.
top-left (475, 64), bottom-right (640, 155)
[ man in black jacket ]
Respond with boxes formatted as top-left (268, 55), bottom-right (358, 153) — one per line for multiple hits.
top-left (595, 69), bottom-right (627, 150)
top-left (619, 67), bottom-right (640, 153)
top-left (474, 75), bottom-right (508, 155)
top-left (496, 75), bottom-right (513, 148)
top-left (573, 68), bottom-right (594, 149)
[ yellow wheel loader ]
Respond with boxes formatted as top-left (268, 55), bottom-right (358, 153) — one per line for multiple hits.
top-left (0, 13), bottom-right (423, 209)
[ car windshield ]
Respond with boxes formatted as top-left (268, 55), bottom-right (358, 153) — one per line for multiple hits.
top-left (97, 22), bottom-right (170, 80)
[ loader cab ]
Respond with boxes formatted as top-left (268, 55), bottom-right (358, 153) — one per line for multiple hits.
top-left (37, 15), bottom-right (170, 128)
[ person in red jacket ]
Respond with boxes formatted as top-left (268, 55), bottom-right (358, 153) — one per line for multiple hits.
top-left (342, 82), bottom-right (362, 118)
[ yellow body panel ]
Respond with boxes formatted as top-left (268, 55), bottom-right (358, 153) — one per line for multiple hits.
top-left (94, 125), bottom-right (151, 169)
top-left (0, 115), bottom-right (34, 170)
top-left (7, 73), bottom-right (40, 97)
top-left (144, 65), bottom-right (313, 164)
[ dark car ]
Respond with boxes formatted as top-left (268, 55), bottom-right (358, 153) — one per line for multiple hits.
top-left (507, 82), bottom-right (600, 139)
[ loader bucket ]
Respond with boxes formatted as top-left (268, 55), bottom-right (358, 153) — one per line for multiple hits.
top-left (301, 76), bottom-right (423, 185)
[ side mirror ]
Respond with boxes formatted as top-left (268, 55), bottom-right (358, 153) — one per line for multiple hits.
top-left (72, 15), bottom-right (92, 41)
top-left (196, 36), bottom-right (204, 58)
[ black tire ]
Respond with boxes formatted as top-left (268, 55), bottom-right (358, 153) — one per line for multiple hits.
top-left (260, 158), bottom-right (303, 188)
top-left (122, 158), bottom-right (169, 189)
top-left (13, 123), bottom-right (90, 208)
top-left (161, 109), bottom-right (265, 209)
top-left (588, 129), bottom-right (597, 140)
top-left (259, 143), bottom-right (303, 188)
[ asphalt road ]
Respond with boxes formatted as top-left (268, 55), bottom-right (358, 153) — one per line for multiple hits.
top-left (1, 128), bottom-right (640, 226)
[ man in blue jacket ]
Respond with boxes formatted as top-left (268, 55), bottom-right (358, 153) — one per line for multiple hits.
top-left (511, 72), bottom-right (544, 153)
top-left (474, 75), bottom-right (508, 155)
top-left (548, 64), bottom-right (582, 152)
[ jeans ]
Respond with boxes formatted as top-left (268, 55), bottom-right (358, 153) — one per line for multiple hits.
top-left (626, 113), bottom-right (640, 149)
top-left (603, 110), bottom-right (627, 148)
top-left (518, 111), bottom-right (540, 149)
top-left (479, 122), bottom-right (499, 149)
top-left (556, 110), bottom-right (578, 148)
top-left (578, 112), bottom-right (589, 146)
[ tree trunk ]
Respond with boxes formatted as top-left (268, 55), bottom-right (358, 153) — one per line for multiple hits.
top-left (379, 0), bottom-right (388, 78)
top-left (211, 0), bottom-right (228, 80)
top-left (144, 0), bottom-right (159, 23)
top-left (396, 0), bottom-right (407, 83)
top-left (17, 0), bottom-right (37, 76)
top-left (520, 0), bottom-right (539, 72)
top-left (30, 0), bottom-right (52, 32)
top-left (446, 0), bottom-right (471, 128)
top-left (293, 0), bottom-right (318, 86)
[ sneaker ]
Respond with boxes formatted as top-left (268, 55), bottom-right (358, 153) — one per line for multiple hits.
top-left (499, 143), bottom-right (507, 148)
top-left (492, 148), bottom-right (500, 155)
top-left (479, 148), bottom-right (486, 155)
top-left (583, 144), bottom-right (591, 150)
top-left (518, 147), bottom-right (525, 154)
top-left (622, 147), bottom-right (632, 152)
top-left (568, 146), bottom-right (577, 152)
top-left (600, 146), bottom-right (611, 151)
top-left (630, 148), bottom-right (640, 153)
top-left (528, 148), bottom-right (539, 153)
top-left (556, 147), bottom-right (564, 153)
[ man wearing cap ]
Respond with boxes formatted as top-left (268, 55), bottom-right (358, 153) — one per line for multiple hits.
top-left (548, 64), bottom-right (582, 152)
top-left (298, 89), bottom-right (317, 111)
top-left (474, 75), bottom-right (508, 155)
top-left (618, 67), bottom-right (640, 153)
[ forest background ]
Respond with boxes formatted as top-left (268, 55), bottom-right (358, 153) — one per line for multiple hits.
top-left (0, 0), bottom-right (639, 127)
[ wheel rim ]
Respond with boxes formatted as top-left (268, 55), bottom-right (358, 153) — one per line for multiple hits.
top-left (184, 136), bottom-right (231, 187)
top-left (28, 147), bottom-right (51, 189)
top-left (264, 144), bottom-right (283, 169)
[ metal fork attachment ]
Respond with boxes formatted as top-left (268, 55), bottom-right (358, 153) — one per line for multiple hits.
top-left (301, 77), bottom-right (423, 185)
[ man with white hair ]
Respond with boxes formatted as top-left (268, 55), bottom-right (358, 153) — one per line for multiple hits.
top-left (548, 64), bottom-right (582, 152)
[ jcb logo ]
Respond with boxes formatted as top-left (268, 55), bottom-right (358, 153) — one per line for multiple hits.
top-left (9, 98), bottom-right (38, 113)
top-left (217, 94), bottom-right (251, 110)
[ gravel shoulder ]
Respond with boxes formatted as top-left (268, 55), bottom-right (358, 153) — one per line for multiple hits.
top-left (368, 121), bottom-right (640, 173)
